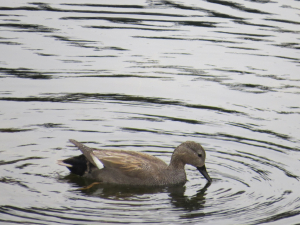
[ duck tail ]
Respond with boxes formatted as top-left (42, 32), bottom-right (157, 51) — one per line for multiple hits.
top-left (69, 139), bottom-right (104, 169)
top-left (57, 154), bottom-right (88, 176)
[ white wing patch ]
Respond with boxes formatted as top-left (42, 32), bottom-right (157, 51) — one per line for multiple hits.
top-left (90, 152), bottom-right (104, 169)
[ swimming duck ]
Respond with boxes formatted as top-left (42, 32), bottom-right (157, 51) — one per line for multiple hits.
top-left (58, 139), bottom-right (212, 186)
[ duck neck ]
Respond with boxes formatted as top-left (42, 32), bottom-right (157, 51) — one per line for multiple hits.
top-left (168, 154), bottom-right (185, 170)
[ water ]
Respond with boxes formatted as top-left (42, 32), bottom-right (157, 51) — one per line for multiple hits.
top-left (0, 0), bottom-right (300, 224)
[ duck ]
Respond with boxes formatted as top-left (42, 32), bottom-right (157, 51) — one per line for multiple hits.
top-left (57, 139), bottom-right (212, 186)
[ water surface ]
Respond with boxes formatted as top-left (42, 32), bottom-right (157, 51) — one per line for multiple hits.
top-left (1, 0), bottom-right (300, 224)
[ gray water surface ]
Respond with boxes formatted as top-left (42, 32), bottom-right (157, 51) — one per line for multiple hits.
top-left (1, 0), bottom-right (300, 224)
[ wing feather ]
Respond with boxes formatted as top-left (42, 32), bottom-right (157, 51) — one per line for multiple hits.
top-left (92, 150), bottom-right (167, 177)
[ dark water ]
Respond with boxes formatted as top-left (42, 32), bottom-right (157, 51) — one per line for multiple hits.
top-left (1, 0), bottom-right (300, 224)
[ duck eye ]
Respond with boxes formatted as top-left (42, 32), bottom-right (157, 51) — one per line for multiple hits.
top-left (198, 154), bottom-right (202, 158)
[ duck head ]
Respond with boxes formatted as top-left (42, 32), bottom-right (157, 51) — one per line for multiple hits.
top-left (172, 141), bottom-right (212, 183)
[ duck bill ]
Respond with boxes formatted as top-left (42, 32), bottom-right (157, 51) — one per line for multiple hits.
top-left (197, 165), bottom-right (212, 183)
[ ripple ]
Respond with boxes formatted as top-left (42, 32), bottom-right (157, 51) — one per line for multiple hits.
top-left (1, 0), bottom-right (300, 224)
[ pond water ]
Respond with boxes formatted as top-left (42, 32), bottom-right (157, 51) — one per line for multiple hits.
top-left (0, 0), bottom-right (300, 224)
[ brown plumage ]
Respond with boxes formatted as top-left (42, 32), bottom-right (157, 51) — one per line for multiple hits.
top-left (58, 139), bottom-right (212, 186)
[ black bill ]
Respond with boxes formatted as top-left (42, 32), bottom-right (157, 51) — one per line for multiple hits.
top-left (197, 165), bottom-right (212, 183)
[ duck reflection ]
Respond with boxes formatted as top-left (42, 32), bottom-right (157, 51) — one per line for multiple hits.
top-left (60, 174), bottom-right (210, 211)
top-left (168, 182), bottom-right (211, 211)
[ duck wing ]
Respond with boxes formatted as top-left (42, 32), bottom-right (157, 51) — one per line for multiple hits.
top-left (69, 139), bottom-right (168, 178)
top-left (96, 150), bottom-right (167, 178)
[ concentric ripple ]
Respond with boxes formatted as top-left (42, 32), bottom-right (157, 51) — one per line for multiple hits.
top-left (1, 0), bottom-right (300, 224)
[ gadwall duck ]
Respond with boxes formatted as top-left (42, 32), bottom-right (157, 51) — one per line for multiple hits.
top-left (58, 139), bottom-right (212, 186)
